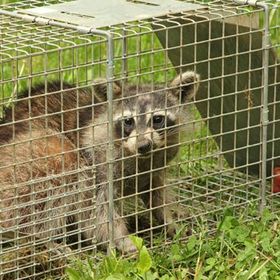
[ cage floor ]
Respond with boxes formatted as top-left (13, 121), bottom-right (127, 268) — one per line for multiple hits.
top-left (176, 169), bottom-right (280, 226)
top-left (178, 171), bottom-right (261, 217)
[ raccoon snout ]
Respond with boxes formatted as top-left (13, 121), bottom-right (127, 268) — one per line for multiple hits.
top-left (138, 140), bottom-right (152, 155)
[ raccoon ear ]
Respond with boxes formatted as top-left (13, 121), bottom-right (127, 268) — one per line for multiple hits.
top-left (170, 71), bottom-right (200, 102)
top-left (93, 79), bottom-right (122, 102)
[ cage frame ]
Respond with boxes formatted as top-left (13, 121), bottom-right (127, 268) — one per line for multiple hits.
top-left (0, 0), bottom-right (279, 278)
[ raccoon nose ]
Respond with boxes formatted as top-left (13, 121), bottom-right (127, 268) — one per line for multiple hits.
top-left (138, 141), bottom-right (152, 155)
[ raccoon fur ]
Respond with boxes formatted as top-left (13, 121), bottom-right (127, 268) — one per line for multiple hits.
top-left (0, 71), bottom-right (199, 254)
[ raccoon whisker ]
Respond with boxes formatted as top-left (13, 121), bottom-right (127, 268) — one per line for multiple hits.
top-left (156, 127), bottom-right (179, 136)
top-left (165, 128), bottom-right (180, 136)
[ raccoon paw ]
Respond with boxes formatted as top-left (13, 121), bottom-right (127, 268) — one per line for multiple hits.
top-left (166, 223), bottom-right (177, 238)
top-left (49, 242), bottom-right (72, 255)
top-left (115, 237), bottom-right (137, 255)
top-left (167, 223), bottom-right (192, 239)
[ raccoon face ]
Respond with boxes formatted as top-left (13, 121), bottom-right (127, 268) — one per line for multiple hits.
top-left (93, 71), bottom-right (199, 158)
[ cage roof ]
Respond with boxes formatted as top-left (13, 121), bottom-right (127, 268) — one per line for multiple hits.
top-left (19, 0), bottom-right (203, 28)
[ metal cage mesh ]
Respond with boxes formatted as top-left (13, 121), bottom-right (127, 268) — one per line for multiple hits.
top-left (0, 0), bottom-right (279, 279)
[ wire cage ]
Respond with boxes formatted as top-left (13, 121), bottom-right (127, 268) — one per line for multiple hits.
top-left (0, 0), bottom-right (279, 278)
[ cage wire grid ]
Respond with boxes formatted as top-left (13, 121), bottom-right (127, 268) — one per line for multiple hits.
top-left (0, 0), bottom-right (279, 279)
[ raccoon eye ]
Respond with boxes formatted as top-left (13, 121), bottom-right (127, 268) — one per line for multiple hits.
top-left (124, 117), bottom-right (134, 128)
top-left (152, 115), bottom-right (165, 128)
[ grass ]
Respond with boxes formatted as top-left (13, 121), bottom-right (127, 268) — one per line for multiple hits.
top-left (66, 208), bottom-right (280, 280)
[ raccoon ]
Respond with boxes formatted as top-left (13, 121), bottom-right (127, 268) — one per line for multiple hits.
top-left (0, 71), bottom-right (199, 254)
